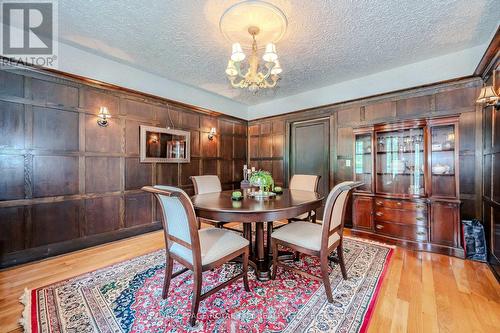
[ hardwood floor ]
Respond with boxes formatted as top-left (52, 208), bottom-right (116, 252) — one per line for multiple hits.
top-left (1, 229), bottom-right (499, 333)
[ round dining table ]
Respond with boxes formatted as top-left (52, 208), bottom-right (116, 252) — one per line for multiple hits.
top-left (191, 189), bottom-right (323, 281)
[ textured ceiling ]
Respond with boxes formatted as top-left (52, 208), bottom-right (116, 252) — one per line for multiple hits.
top-left (59, 0), bottom-right (499, 105)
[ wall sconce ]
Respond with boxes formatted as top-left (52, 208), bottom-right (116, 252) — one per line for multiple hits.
top-left (97, 106), bottom-right (111, 127)
top-left (476, 70), bottom-right (500, 110)
top-left (150, 134), bottom-right (159, 143)
top-left (208, 127), bottom-right (217, 141)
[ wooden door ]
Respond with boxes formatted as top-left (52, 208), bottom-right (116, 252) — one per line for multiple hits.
top-left (290, 118), bottom-right (330, 215)
top-left (353, 195), bottom-right (374, 230)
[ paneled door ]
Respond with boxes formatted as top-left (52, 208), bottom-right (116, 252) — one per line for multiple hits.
top-left (289, 118), bottom-right (330, 217)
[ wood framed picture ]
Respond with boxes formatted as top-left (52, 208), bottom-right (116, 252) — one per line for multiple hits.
top-left (139, 125), bottom-right (190, 163)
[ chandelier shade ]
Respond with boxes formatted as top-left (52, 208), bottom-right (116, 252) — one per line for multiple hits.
top-left (231, 43), bottom-right (246, 62)
top-left (263, 43), bottom-right (278, 62)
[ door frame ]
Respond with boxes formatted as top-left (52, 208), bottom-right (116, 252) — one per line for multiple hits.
top-left (284, 116), bottom-right (333, 189)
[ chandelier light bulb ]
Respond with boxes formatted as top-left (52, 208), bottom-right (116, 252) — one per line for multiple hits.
top-left (271, 60), bottom-right (282, 75)
top-left (231, 43), bottom-right (245, 62)
top-left (225, 60), bottom-right (238, 76)
top-left (263, 43), bottom-right (278, 62)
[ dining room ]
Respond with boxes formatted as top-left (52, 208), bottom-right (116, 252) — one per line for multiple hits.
top-left (0, 1), bottom-right (499, 332)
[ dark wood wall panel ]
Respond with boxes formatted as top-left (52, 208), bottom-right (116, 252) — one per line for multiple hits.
top-left (125, 193), bottom-right (152, 227)
top-left (0, 101), bottom-right (24, 148)
top-left (31, 79), bottom-right (79, 107)
top-left (0, 155), bottom-right (25, 200)
top-left (32, 200), bottom-right (81, 247)
top-left (33, 156), bottom-right (79, 197)
top-left (0, 65), bottom-right (247, 268)
top-left (0, 71), bottom-right (24, 97)
top-left (32, 107), bottom-right (79, 151)
top-left (0, 207), bottom-right (25, 254)
top-left (85, 157), bottom-right (121, 193)
top-left (85, 196), bottom-right (121, 235)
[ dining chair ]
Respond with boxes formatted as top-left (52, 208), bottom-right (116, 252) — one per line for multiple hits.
top-left (142, 185), bottom-right (250, 326)
top-left (288, 174), bottom-right (321, 224)
top-left (190, 175), bottom-right (226, 228)
top-left (271, 181), bottom-right (362, 303)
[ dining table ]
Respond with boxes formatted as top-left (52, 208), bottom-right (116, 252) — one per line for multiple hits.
top-left (191, 189), bottom-right (323, 281)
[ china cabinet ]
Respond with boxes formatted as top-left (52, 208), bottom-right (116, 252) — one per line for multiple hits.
top-left (352, 116), bottom-right (463, 257)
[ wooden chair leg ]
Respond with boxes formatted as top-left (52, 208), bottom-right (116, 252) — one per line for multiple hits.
top-left (271, 241), bottom-right (278, 279)
top-left (190, 269), bottom-right (202, 326)
top-left (320, 254), bottom-right (334, 303)
top-left (162, 256), bottom-right (173, 299)
top-left (311, 211), bottom-right (317, 224)
top-left (242, 249), bottom-right (250, 292)
top-left (338, 243), bottom-right (348, 280)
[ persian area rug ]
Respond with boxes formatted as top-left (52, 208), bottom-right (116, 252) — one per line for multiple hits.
top-left (20, 237), bottom-right (393, 333)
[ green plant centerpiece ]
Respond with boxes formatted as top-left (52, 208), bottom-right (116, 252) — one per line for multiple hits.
top-left (249, 170), bottom-right (274, 194)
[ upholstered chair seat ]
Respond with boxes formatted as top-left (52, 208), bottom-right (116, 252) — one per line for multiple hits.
top-left (170, 228), bottom-right (249, 265)
top-left (271, 221), bottom-right (339, 252)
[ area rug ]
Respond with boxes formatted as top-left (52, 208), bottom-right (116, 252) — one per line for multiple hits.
top-left (20, 237), bottom-right (393, 333)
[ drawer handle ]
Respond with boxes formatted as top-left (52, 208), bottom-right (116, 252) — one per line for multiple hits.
top-left (416, 205), bottom-right (426, 209)
top-left (396, 202), bottom-right (402, 206)
top-left (416, 217), bottom-right (425, 221)
top-left (375, 224), bottom-right (384, 230)
top-left (375, 212), bottom-right (383, 216)
top-left (376, 201), bottom-right (383, 206)
top-left (416, 231), bottom-right (426, 236)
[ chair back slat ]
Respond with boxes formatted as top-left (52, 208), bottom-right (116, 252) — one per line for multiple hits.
top-left (190, 175), bottom-right (222, 195)
top-left (142, 185), bottom-right (201, 266)
top-left (321, 181), bottom-right (362, 249)
top-left (289, 174), bottom-right (320, 192)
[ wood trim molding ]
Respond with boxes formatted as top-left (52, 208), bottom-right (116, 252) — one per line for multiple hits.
top-left (474, 26), bottom-right (500, 77)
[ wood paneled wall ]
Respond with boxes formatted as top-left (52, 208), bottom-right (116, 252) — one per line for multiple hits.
top-left (0, 66), bottom-right (247, 268)
top-left (248, 78), bottom-right (483, 223)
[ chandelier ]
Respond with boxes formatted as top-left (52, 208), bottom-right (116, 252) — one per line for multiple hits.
top-left (219, 1), bottom-right (287, 93)
top-left (225, 26), bottom-right (281, 93)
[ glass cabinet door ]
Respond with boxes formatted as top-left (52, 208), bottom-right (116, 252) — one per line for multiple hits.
top-left (375, 128), bottom-right (425, 196)
top-left (354, 133), bottom-right (373, 192)
top-left (430, 124), bottom-right (457, 198)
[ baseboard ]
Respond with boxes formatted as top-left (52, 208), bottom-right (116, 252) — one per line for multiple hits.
top-left (0, 223), bottom-right (162, 269)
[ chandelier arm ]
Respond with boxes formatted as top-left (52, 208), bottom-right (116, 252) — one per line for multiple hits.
top-left (234, 61), bottom-right (246, 79)
top-left (262, 75), bottom-right (279, 88)
top-left (230, 77), bottom-right (248, 88)
top-left (262, 62), bottom-right (276, 80)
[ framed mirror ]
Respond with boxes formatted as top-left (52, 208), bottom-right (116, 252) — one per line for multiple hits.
top-left (140, 125), bottom-right (190, 163)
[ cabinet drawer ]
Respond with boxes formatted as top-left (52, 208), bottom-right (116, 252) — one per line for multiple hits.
top-left (374, 207), bottom-right (427, 226)
top-left (374, 221), bottom-right (428, 242)
top-left (374, 198), bottom-right (426, 211)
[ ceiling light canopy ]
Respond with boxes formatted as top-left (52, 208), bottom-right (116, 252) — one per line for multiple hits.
top-left (220, 0), bottom-right (287, 93)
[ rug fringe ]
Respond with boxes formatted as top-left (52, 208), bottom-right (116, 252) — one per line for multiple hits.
top-left (19, 288), bottom-right (32, 333)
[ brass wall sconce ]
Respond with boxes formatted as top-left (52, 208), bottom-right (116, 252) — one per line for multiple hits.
top-left (208, 127), bottom-right (217, 140)
top-left (150, 134), bottom-right (159, 143)
top-left (97, 106), bottom-right (111, 127)
top-left (476, 70), bottom-right (500, 110)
